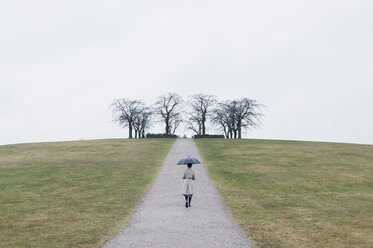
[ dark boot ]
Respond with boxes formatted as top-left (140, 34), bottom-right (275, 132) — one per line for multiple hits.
top-left (188, 195), bottom-right (192, 207)
top-left (184, 195), bottom-right (189, 208)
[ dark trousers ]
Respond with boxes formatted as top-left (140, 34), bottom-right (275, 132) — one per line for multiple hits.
top-left (184, 194), bottom-right (192, 205)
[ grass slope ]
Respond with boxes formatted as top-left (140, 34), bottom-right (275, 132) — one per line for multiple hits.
top-left (0, 139), bottom-right (174, 248)
top-left (195, 139), bottom-right (373, 248)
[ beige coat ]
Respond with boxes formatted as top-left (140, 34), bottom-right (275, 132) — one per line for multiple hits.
top-left (181, 168), bottom-right (195, 195)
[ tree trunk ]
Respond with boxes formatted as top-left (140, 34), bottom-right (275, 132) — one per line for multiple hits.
top-left (202, 116), bottom-right (206, 135)
top-left (223, 125), bottom-right (228, 138)
top-left (135, 130), bottom-right (138, 139)
top-left (165, 117), bottom-right (169, 137)
top-left (128, 123), bottom-right (133, 139)
top-left (234, 130), bottom-right (237, 139)
top-left (238, 120), bottom-right (242, 139)
top-left (142, 129), bottom-right (145, 138)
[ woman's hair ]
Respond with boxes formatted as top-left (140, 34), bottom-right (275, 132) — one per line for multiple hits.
top-left (187, 163), bottom-right (193, 168)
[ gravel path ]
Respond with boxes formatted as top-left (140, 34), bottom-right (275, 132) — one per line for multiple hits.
top-left (103, 138), bottom-right (252, 248)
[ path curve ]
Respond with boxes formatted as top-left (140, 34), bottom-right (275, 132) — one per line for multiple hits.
top-left (103, 138), bottom-right (251, 248)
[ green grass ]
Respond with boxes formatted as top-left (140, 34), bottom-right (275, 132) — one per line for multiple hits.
top-left (195, 139), bottom-right (373, 248)
top-left (0, 139), bottom-right (174, 248)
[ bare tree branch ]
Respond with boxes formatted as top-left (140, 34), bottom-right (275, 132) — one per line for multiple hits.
top-left (111, 98), bottom-right (144, 138)
top-left (188, 94), bottom-right (216, 135)
top-left (212, 98), bottom-right (264, 138)
top-left (133, 104), bottom-right (153, 138)
top-left (153, 93), bottom-right (183, 137)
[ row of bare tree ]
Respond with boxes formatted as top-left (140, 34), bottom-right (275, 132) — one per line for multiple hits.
top-left (111, 93), bottom-right (264, 139)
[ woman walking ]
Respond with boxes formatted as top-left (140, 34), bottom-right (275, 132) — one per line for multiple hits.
top-left (181, 163), bottom-right (195, 208)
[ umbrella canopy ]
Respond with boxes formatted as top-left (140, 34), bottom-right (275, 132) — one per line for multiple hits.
top-left (177, 157), bottom-right (201, 165)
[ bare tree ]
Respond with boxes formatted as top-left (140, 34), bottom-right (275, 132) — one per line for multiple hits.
top-left (212, 98), bottom-right (263, 139)
top-left (186, 114), bottom-right (202, 136)
top-left (133, 106), bottom-right (153, 138)
top-left (139, 107), bottom-right (153, 138)
top-left (212, 106), bottom-right (229, 138)
top-left (228, 100), bottom-right (240, 138)
top-left (170, 115), bottom-right (183, 135)
top-left (111, 98), bottom-right (143, 138)
top-left (234, 98), bottom-right (264, 138)
top-left (153, 93), bottom-right (183, 137)
top-left (189, 94), bottom-right (216, 135)
top-left (212, 101), bottom-right (237, 138)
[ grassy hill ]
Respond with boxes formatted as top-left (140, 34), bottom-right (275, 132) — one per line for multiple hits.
top-left (1, 138), bottom-right (372, 248)
top-left (0, 139), bottom-right (175, 248)
top-left (195, 139), bottom-right (373, 248)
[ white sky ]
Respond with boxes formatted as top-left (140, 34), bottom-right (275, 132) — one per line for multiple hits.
top-left (1, 0), bottom-right (372, 145)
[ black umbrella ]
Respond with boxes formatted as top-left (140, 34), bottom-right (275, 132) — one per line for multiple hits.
top-left (177, 156), bottom-right (201, 165)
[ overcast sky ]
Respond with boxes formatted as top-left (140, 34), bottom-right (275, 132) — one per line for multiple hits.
top-left (1, 0), bottom-right (372, 146)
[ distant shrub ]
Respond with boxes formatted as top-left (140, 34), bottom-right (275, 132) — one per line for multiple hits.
top-left (193, 134), bottom-right (225, 139)
top-left (146, 133), bottom-right (178, 138)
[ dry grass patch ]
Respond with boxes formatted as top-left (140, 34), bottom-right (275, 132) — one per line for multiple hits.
top-left (195, 139), bottom-right (373, 248)
top-left (0, 139), bottom-right (174, 248)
